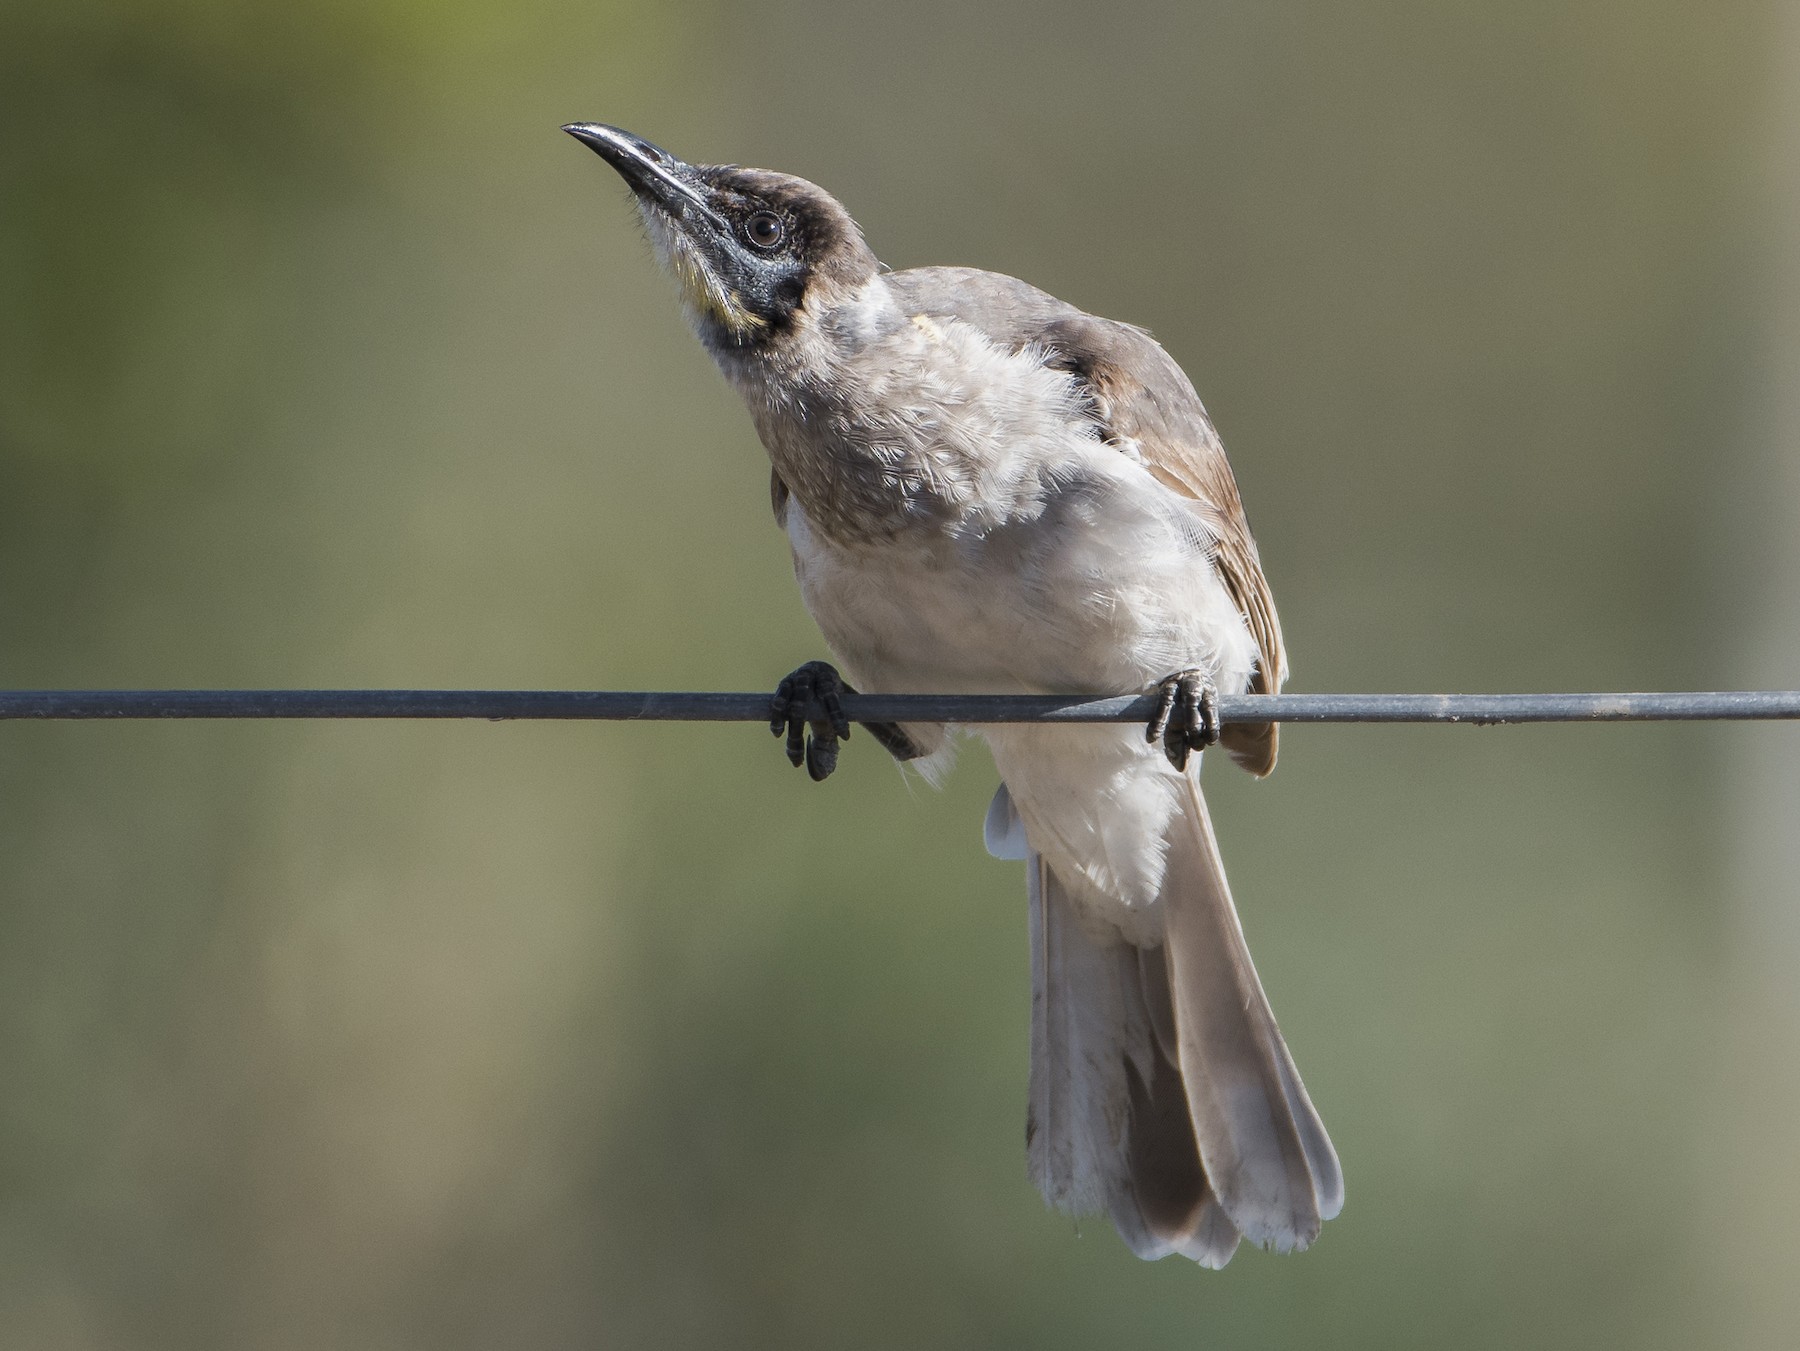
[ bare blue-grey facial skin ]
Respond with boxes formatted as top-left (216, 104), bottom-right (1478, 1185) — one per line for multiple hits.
top-left (564, 122), bottom-right (876, 352)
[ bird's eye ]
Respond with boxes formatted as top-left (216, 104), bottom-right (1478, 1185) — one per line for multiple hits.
top-left (745, 211), bottom-right (785, 250)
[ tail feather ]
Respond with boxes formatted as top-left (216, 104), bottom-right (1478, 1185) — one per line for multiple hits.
top-left (1118, 1022), bottom-right (1242, 1268)
top-left (1025, 849), bottom-right (1149, 1218)
top-left (1026, 840), bottom-right (1242, 1266)
top-left (1011, 773), bottom-right (1340, 1265)
top-left (1163, 774), bottom-right (1343, 1246)
top-left (1125, 934), bottom-right (1240, 1265)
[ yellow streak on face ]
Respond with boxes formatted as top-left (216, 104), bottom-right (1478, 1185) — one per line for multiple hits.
top-left (645, 212), bottom-right (766, 336)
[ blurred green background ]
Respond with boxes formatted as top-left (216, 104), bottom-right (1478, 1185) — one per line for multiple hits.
top-left (4, 1), bottom-right (1799, 1346)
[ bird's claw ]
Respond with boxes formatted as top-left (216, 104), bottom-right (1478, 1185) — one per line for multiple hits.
top-left (770, 660), bottom-right (854, 782)
top-left (1147, 670), bottom-right (1220, 772)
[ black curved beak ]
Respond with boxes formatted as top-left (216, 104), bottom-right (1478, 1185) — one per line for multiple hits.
top-left (562, 123), bottom-right (712, 218)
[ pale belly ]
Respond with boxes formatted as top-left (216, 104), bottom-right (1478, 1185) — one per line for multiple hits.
top-left (781, 449), bottom-right (1258, 934)
top-left (782, 449), bottom-right (1258, 700)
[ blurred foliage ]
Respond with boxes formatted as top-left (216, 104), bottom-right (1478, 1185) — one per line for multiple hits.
top-left (0, 1), bottom-right (1785, 1347)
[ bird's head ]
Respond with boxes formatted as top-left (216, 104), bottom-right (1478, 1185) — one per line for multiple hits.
top-left (563, 123), bottom-right (879, 352)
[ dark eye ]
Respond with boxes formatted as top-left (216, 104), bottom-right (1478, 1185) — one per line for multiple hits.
top-left (744, 211), bottom-right (785, 250)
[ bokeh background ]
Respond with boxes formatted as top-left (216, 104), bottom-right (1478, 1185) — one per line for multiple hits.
top-left (4, 1), bottom-right (1799, 1347)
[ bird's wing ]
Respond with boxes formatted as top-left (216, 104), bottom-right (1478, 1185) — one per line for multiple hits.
top-left (886, 268), bottom-right (1286, 775)
top-left (770, 465), bottom-right (790, 527)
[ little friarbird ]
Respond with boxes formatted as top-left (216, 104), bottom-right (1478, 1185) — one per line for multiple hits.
top-left (564, 122), bottom-right (1342, 1266)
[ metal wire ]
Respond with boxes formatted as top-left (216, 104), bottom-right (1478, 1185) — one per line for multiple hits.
top-left (1, 688), bottom-right (1797, 723)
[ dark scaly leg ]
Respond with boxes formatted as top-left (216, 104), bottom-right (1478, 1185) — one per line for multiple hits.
top-left (769, 660), bottom-right (923, 782)
top-left (1145, 670), bottom-right (1220, 772)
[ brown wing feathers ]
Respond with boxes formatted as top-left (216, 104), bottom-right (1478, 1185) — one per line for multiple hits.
top-left (1064, 326), bottom-right (1287, 776)
top-left (876, 269), bottom-right (1286, 775)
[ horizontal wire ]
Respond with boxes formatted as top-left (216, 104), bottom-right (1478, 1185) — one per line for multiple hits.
top-left (1, 689), bottom-right (1798, 724)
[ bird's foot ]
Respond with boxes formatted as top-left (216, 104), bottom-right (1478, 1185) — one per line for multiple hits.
top-left (770, 661), bottom-right (852, 781)
top-left (1146, 670), bottom-right (1220, 772)
top-left (769, 661), bottom-right (926, 779)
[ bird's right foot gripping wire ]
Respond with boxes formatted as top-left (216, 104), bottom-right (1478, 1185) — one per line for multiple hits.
top-left (770, 661), bottom-right (851, 781)
top-left (769, 660), bottom-right (925, 781)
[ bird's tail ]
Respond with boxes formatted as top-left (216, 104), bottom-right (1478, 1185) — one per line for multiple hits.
top-left (1004, 774), bottom-right (1342, 1264)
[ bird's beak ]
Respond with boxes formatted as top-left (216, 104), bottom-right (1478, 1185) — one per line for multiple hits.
top-left (562, 123), bottom-right (715, 221)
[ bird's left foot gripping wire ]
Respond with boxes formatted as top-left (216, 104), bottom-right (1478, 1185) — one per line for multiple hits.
top-left (770, 660), bottom-right (922, 781)
top-left (1147, 669), bottom-right (1220, 772)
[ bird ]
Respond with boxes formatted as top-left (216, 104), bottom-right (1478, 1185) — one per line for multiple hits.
top-left (563, 122), bottom-right (1342, 1267)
